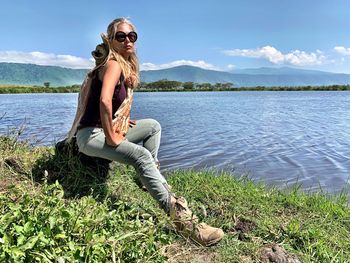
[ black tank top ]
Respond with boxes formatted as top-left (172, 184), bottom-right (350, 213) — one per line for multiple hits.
top-left (79, 71), bottom-right (127, 128)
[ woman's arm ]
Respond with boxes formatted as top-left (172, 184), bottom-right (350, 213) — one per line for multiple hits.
top-left (100, 60), bottom-right (125, 146)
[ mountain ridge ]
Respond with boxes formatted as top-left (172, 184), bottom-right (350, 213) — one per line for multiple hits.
top-left (1, 62), bottom-right (350, 87)
top-left (229, 66), bottom-right (334, 75)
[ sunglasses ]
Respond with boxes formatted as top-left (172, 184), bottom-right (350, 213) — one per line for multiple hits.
top-left (114, 31), bottom-right (138, 43)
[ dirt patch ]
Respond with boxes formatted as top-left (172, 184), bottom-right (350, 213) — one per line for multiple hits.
top-left (235, 218), bottom-right (257, 233)
top-left (0, 176), bottom-right (14, 194)
top-left (0, 172), bottom-right (32, 200)
top-left (260, 244), bottom-right (302, 263)
top-left (162, 242), bottom-right (217, 263)
top-left (1, 157), bottom-right (32, 197)
top-left (235, 217), bottom-right (257, 241)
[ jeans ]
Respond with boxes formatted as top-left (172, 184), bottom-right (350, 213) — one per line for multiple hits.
top-left (76, 119), bottom-right (171, 212)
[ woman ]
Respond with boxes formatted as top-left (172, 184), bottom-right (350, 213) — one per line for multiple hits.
top-left (67, 17), bottom-right (223, 246)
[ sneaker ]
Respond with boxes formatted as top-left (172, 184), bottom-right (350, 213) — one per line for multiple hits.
top-left (170, 196), bottom-right (224, 246)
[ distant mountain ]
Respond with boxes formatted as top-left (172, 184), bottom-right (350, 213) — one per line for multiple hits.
top-left (141, 65), bottom-right (350, 87)
top-left (1, 62), bottom-right (350, 87)
top-left (230, 66), bottom-right (330, 75)
top-left (0, 63), bottom-right (88, 86)
top-left (140, 65), bottom-right (236, 84)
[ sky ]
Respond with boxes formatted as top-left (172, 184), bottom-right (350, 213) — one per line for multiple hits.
top-left (1, 0), bottom-right (350, 73)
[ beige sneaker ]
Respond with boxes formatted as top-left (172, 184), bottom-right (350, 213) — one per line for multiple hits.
top-left (170, 196), bottom-right (224, 246)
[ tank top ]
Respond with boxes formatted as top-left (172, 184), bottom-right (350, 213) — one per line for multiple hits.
top-left (79, 71), bottom-right (127, 128)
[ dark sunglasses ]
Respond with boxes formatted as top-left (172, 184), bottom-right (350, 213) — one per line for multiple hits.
top-left (114, 31), bottom-right (138, 43)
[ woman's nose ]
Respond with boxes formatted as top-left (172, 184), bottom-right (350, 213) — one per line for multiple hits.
top-left (125, 36), bottom-right (131, 43)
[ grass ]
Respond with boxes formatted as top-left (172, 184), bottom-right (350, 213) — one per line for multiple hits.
top-left (1, 135), bottom-right (350, 262)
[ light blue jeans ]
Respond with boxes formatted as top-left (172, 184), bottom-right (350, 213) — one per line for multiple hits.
top-left (76, 119), bottom-right (172, 212)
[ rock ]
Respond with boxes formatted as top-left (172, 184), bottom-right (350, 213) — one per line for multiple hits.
top-left (260, 244), bottom-right (302, 263)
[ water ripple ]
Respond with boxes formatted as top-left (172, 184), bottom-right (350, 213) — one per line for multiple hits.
top-left (1, 91), bottom-right (350, 197)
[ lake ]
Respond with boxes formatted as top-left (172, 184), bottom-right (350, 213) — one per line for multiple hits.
top-left (1, 91), bottom-right (350, 196)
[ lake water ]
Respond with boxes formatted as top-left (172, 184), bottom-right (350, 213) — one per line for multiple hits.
top-left (1, 91), bottom-right (350, 196)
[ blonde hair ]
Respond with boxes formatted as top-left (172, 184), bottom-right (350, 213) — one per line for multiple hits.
top-left (107, 17), bottom-right (140, 87)
top-left (67, 18), bottom-right (138, 142)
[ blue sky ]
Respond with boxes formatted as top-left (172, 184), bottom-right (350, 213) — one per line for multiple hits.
top-left (1, 0), bottom-right (350, 73)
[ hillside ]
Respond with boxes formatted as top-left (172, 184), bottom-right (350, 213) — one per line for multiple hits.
top-left (1, 62), bottom-right (350, 87)
top-left (140, 65), bottom-right (235, 84)
top-left (0, 63), bottom-right (88, 86)
top-left (141, 65), bottom-right (350, 87)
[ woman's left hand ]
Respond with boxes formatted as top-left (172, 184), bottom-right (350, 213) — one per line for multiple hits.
top-left (129, 119), bottom-right (136, 127)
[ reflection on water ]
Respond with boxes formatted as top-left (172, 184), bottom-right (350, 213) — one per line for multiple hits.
top-left (1, 91), bottom-right (350, 196)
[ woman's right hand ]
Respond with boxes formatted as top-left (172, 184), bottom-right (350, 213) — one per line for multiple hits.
top-left (105, 132), bottom-right (125, 147)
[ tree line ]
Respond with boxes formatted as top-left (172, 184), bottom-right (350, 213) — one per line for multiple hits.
top-left (1, 80), bottom-right (350, 94)
top-left (137, 80), bottom-right (234, 91)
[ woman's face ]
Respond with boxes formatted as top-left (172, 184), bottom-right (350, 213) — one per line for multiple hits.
top-left (112, 23), bottom-right (136, 59)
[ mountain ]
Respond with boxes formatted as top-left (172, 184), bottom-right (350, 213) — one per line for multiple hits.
top-left (230, 66), bottom-right (329, 75)
top-left (0, 63), bottom-right (88, 86)
top-left (140, 65), bottom-right (236, 84)
top-left (141, 65), bottom-right (350, 87)
top-left (1, 62), bottom-right (350, 87)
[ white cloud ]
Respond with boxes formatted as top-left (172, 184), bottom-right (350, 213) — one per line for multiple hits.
top-left (284, 50), bottom-right (326, 66)
top-left (0, 51), bottom-right (94, 69)
top-left (222, 46), bottom-right (328, 66)
top-left (141, 60), bottom-right (218, 71)
top-left (227, 64), bottom-right (236, 70)
top-left (0, 51), bottom-right (221, 71)
top-left (334, 46), bottom-right (350, 56)
top-left (223, 46), bottom-right (284, 64)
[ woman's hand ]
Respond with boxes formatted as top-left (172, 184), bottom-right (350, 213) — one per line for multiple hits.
top-left (105, 132), bottom-right (125, 147)
top-left (129, 119), bottom-right (136, 128)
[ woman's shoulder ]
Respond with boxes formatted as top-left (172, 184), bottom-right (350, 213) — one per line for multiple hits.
top-left (98, 59), bottom-right (122, 81)
top-left (105, 59), bottom-right (121, 70)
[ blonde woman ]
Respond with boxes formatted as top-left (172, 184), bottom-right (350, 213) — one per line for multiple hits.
top-left (69, 18), bottom-right (224, 246)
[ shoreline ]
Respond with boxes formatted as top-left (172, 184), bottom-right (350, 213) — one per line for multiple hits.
top-left (1, 135), bottom-right (349, 262)
top-left (1, 84), bottom-right (350, 94)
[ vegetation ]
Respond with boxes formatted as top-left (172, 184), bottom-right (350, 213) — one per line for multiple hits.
top-left (0, 85), bottom-right (80, 94)
top-left (138, 81), bottom-right (350, 92)
top-left (1, 81), bottom-right (350, 94)
top-left (1, 133), bottom-right (350, 262)
top-left (0, 63), bottom-right (88, 87)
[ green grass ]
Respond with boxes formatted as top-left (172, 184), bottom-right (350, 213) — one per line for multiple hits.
top-left (1, 135), bottom-right (350, 262)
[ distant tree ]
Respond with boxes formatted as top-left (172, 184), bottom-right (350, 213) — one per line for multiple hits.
top-left (147, 79), bottom-right (182, 90)
top-left (183, 82), bottom-right (194, 90)
top-left (44, 82), bottom-right (50, 88)
top-left (198, 83), bottom-right (213, 90)
top-left (214, 83), bottom-right (222, 89)
top-left (221, 83), bottom-right (234, 89)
